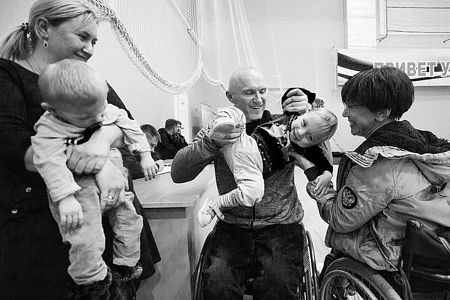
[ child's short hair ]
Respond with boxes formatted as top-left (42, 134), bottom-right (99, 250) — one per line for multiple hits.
top-left (38, 59), bottom-right (108, 109)
top-left (307, 108), bottom-right (338, 144)
top-left (140, 124), bottom-right (161, 142)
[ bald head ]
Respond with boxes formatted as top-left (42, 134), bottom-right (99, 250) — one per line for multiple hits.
top-left (226, 67), bottom-right (267, 122)
top-left (228, 67), bottom-right (261, 94)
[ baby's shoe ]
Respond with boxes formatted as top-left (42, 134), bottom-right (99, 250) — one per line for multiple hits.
top-left (112, 264), bottom-right (143, 283)
top-left (110, 264), bottom-right (142, 300)
top-left (72, 267), bottom-right (112, 300)
top-left (208, 107), bottom-right (246, 138)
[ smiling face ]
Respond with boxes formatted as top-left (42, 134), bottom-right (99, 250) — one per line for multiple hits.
top-left (227, 68), bottom-right (267, 122)
top-left (290, 112), bottom-right (331, 147)
top-left (45, 14), bottom-right (98, 63)
top-left (342, 103), bottom-right (379, 138)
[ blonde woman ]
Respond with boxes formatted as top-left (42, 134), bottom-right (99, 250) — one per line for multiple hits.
top-left (0, 0), bottom-right (160, 298)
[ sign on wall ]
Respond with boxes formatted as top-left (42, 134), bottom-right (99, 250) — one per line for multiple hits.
top-left (337, 48), bottom-right (450, 86)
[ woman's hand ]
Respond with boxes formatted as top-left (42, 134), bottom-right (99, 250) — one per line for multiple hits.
top-left (282, 88), bottom-right (311, 115)
top-left (313, 171), bottom-right (333, 197)
top-left (67, 142), bottom-right (109, 175)
top-left (67, 125), bottom-right (123, 175)
top-left (95, 159), bottom-right (128, 211)
top-left (24, 146), bottom-right (37, 172)
top-left (306, 180), bottom-right (337, 202)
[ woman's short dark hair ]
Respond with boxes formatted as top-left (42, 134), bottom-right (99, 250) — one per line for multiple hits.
top-left (341, 66), bottom-right (414, 119)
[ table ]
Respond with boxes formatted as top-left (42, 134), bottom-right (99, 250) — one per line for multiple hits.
top-left (134, 164), bottom-right (217, 300)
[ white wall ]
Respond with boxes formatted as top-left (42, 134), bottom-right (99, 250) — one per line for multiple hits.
top-left (2, 0), bottom-right (449, 150)
top-left (0, 0), bottom-right (175, 133)
top-left (90, 22), bottom-right (174, 130)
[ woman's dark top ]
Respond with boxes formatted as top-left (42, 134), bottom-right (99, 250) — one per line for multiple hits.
top-left (0, 58), bottom-right (160, 299)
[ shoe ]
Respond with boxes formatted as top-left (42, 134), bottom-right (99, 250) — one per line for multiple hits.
top-left (207, 108), bottom-right (245, 138)
top-left (198, 201), bottom-right (216, 227)
top-left (72, 267), bottom-right (112, 300)
top-left (110, 265), bottom-right (142, 300)
top-left (112, 264), bottom-right (143, 283)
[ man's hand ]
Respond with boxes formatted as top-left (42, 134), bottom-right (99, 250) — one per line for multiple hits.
top-left (140, 152), bottom-right (158, 180)
top-left (96, 159), bottom-right (128, 211)
top-left (282, 88), bottom-right (311, 115)
top-left (58, 195), bottom-right (84, 233)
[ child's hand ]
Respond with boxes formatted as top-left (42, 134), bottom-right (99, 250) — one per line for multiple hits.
top-left (313, 171), bottom-right (333, 197)
top-left (198, 196), bottom-right (224, 227)
top-left (140, 152), bottom-right (158, 180)
top-left (58, 195), bottom-right (84, 233)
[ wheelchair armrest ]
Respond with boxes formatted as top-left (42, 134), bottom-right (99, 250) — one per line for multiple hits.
top-left (403, 219), bottom-right (450, 264)
top-left (403, 219), bottom-right (450, 284)
top-left (409, 266), bottom-right (450, 282)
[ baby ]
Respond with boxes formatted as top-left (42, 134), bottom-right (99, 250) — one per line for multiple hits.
top-left (198, 90), bottom-right (337, 227)
top-left (31, 59), bottom-right (157, 289)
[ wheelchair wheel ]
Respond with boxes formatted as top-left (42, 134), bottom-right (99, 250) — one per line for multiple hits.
top-left (320, 257), bottom-right (401, 300)
top-left (303, 230), bottom-right (319, 299)
top-left (320, 269), bottom-right (378, 299)
top-left (192, 232), bottom-right (214, 300)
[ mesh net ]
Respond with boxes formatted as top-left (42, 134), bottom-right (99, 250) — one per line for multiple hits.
top-left (86, 0), bottom-right (274, 96)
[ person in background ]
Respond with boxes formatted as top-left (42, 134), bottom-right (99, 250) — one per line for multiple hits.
top-left (0, 1), bottom-right (160, 298)
top-left (122, 124), bottom-right (165, 180)
top-left (156, 118), bottom-right (188, 159)
top-left (293, 66), bottom-right (450, 295)
top-left (171, 66), bottom-right (311, 299)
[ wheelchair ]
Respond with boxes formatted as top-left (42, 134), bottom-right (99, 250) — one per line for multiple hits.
top-left (319, 219), bottom-right (450, 300)
top-left (192, 223), bottom-right (319, 300)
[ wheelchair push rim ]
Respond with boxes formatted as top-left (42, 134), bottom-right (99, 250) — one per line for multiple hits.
top-left (320, 257), bottom-right (402, 300)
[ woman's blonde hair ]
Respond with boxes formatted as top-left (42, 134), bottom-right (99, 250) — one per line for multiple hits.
top-left (0, 0), bottom-right (97, 61)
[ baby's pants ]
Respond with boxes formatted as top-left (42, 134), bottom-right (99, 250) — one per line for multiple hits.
top-left (49, 170), bottom-right (143, 285)
top-left (216, 107), bottom-right (264, 206)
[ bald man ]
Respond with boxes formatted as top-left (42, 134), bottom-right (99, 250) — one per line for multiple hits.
top-left (172, 67), bottom-right (311, 299)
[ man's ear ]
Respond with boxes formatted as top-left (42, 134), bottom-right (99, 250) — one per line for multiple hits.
top-left (41, 102), bottom-right (55, 114)
top-left (36, 17), bottom-right (50, 41)
top-left (226, 91), bottom-right (234, 104)
top-left (375, 108), bottom-right (391, 121)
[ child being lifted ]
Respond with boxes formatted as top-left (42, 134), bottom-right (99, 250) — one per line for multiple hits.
top-left (198, 88), bottom-right (338, 227)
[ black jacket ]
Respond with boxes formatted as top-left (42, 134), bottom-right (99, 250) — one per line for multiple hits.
top-left (155, 128), bottom-right (188, 159)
